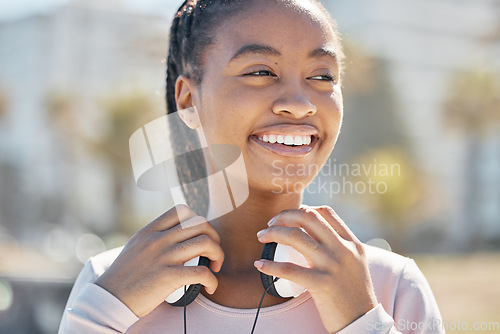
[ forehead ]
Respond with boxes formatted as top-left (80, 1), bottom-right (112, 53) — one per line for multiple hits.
top-left (207, 0), bottom-right (339, 63)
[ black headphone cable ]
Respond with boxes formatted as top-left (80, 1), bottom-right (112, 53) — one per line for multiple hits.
top-left (250, 277), bottom-right (280, 334)
top-left (181, 277), bottom-right (280, 334)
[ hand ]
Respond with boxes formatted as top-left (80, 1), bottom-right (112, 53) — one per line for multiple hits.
top-left (95, 204), bottom-right (224, 318)
top-left (254, 205), bottom-right (378, 333)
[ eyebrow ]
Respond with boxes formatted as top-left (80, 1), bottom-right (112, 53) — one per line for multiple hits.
top-left (229, 44), bottom-right (282, 63)
top-left (229, 44), bottom-right (338, 65)
top-left (310, 48), bottom-right (338, 64)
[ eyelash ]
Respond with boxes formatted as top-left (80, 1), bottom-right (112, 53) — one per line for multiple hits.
top-left (310, 74), bottom-right (336, 82)
top-left (244, 70), bottom-right (276, 77)
top-left (244, 71), bottom-right (335, 82)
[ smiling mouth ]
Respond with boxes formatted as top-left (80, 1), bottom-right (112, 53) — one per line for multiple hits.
top-left (249, 134), bottom-right (318, 157)
top-left (258, 134), bottom-right (312, 146)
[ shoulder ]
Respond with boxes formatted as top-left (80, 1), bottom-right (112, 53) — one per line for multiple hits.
top-left (364, 243), bottom-right (413, 277)
top-left (363, 243), bottom-right (430, 291)
top-left (87, 246), bottom-right (124, 278)
top-left (363, 244), bottom-right (442, 322)
top-left (363, 243), bottom-right (417, 293)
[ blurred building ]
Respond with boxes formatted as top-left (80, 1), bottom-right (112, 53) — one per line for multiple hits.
top-left (0, 1), bottom-right (173, 242)
top-left (0, 0), bottom-right (499, 252)
top-left (326, 0), bottom-right (500, 250)
top-left (0, 2), bottom-right (175, 332)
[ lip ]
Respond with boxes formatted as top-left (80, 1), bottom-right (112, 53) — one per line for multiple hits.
top-left (251, 124), bottom-right (319, 138)
top-left (249, 124), bottom-right (319, 157)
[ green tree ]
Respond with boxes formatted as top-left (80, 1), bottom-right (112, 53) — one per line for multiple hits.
top-left (99, 91), bottom-right (159, 234)
top-left (332, 42), bottom-right (429, 251)
top-left (351, 148), bottom-right (429, 251)
top-left (335, 42), bottom-right (409, 160)
top-left (0, 91), bottom-right (7, 119)
top-left (442, 69), bottom-right (500, 250)
top-left (47, 90), bottom-right (159, 235)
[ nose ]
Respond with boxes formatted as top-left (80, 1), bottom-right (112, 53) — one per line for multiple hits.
top-left (272, 81), bottom-right (317, 118)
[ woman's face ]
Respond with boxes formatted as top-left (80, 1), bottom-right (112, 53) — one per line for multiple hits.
top-left (186, 0), bottom-right (343, 195)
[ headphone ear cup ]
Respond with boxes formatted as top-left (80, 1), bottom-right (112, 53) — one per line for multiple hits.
top-left (260, 242), bottom-right (282, 298)
top-left (260, 243), bottom-right (308, 299)
top-left (167, 256), bottom-right (210, 306)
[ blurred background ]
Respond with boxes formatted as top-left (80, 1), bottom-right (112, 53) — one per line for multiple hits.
top-left (0, 0), bottom-right (499, 333)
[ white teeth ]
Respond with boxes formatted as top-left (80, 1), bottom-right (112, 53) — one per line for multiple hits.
top-left (257, 134), bottom-right (313, 146)
top-left (284, 135), bottom-right (294, 145)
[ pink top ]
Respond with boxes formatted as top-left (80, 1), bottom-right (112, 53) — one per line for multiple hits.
top-left (58, 245), bottom-right (445, 333)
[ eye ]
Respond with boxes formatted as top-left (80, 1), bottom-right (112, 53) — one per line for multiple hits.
top-left (243, 70), bottom-right (277, 77)
top-left (309, 74), bottom-right (336, 82)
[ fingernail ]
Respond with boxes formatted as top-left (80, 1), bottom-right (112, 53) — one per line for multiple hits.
top-left (254, 260), bottom-right (264, 269)
top-left (257, 229), bottom-right (266, 239)
top-left (267, 216), bottom-right (277, 226)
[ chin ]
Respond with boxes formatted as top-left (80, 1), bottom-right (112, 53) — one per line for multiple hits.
top-left (248, 175), bottom-right (312, 196)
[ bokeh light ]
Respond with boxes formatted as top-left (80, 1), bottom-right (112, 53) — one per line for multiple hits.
top-left (75, 234), bottom-right (106, 264)
top-left (0, 279), bottom-right (13, 311)
top-left (365, 238), bottom-right (392, 252)
top-left (43, 228), bottom-right (76, 263)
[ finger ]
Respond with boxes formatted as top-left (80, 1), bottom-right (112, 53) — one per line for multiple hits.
top-left (149, 204), bottom-right (197, 231)
top-left (168, 234), bottom-right (225, 272)
top-left (161, 217), bottom-right (222, 272)
top-left (268, 209), bottom-right (341, 249)
top-left (164, 216), bottom-right (221, 245)
top-left (311, 206), bottom-right (359, 242)
top-left (172, 265), bottom-right (219, 295)
top-left (257, 226), bottom-right (331, 266)
top-left (253, 259), bottom-right (318, 292)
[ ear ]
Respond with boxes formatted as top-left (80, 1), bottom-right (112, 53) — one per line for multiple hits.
top-left (175, 75), bottom-right (200, 129)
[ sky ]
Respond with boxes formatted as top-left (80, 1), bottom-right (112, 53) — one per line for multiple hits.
top-left (0, 0), bottom-right (64, 20)
top-left (0, 0), bottom-right (176, 21)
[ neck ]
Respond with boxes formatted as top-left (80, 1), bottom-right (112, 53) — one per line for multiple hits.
top-left (196, 145), bottom-right (304, 307)
top-left (208, 187), bottom-right (302, 272)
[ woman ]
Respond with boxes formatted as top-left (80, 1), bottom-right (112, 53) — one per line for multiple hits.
top-left (59, 0), bottom-right (444, 333)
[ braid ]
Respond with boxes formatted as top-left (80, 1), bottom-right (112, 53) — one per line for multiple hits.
top-left (166, 6), bottom-right (204, 216)
top-left (166, 0), bottom-right (246, 216)
top-left (167, 0), bottom-right (249, 116)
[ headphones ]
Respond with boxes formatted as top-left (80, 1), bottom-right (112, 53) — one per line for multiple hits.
top-left (260, 242), bottom-right (307, 298)
top-left (166, 242), bottom-right (307, 305)
top-left (128, 108), bottom-right (307, 306)
top-left (165, 256), bottom-right (210, 306)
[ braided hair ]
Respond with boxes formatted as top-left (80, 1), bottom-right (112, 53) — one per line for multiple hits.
top-left (165, 0), bottom-right (343, 216)
top-left (166, 0), bottom-right (249, 216)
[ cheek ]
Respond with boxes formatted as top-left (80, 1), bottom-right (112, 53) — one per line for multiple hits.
top-left (319, 90), bottom-right (343, 139)
top-left (198, 89), bottom-right (259, 145)
top-left (203, 84), bottom-right (266, 140)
